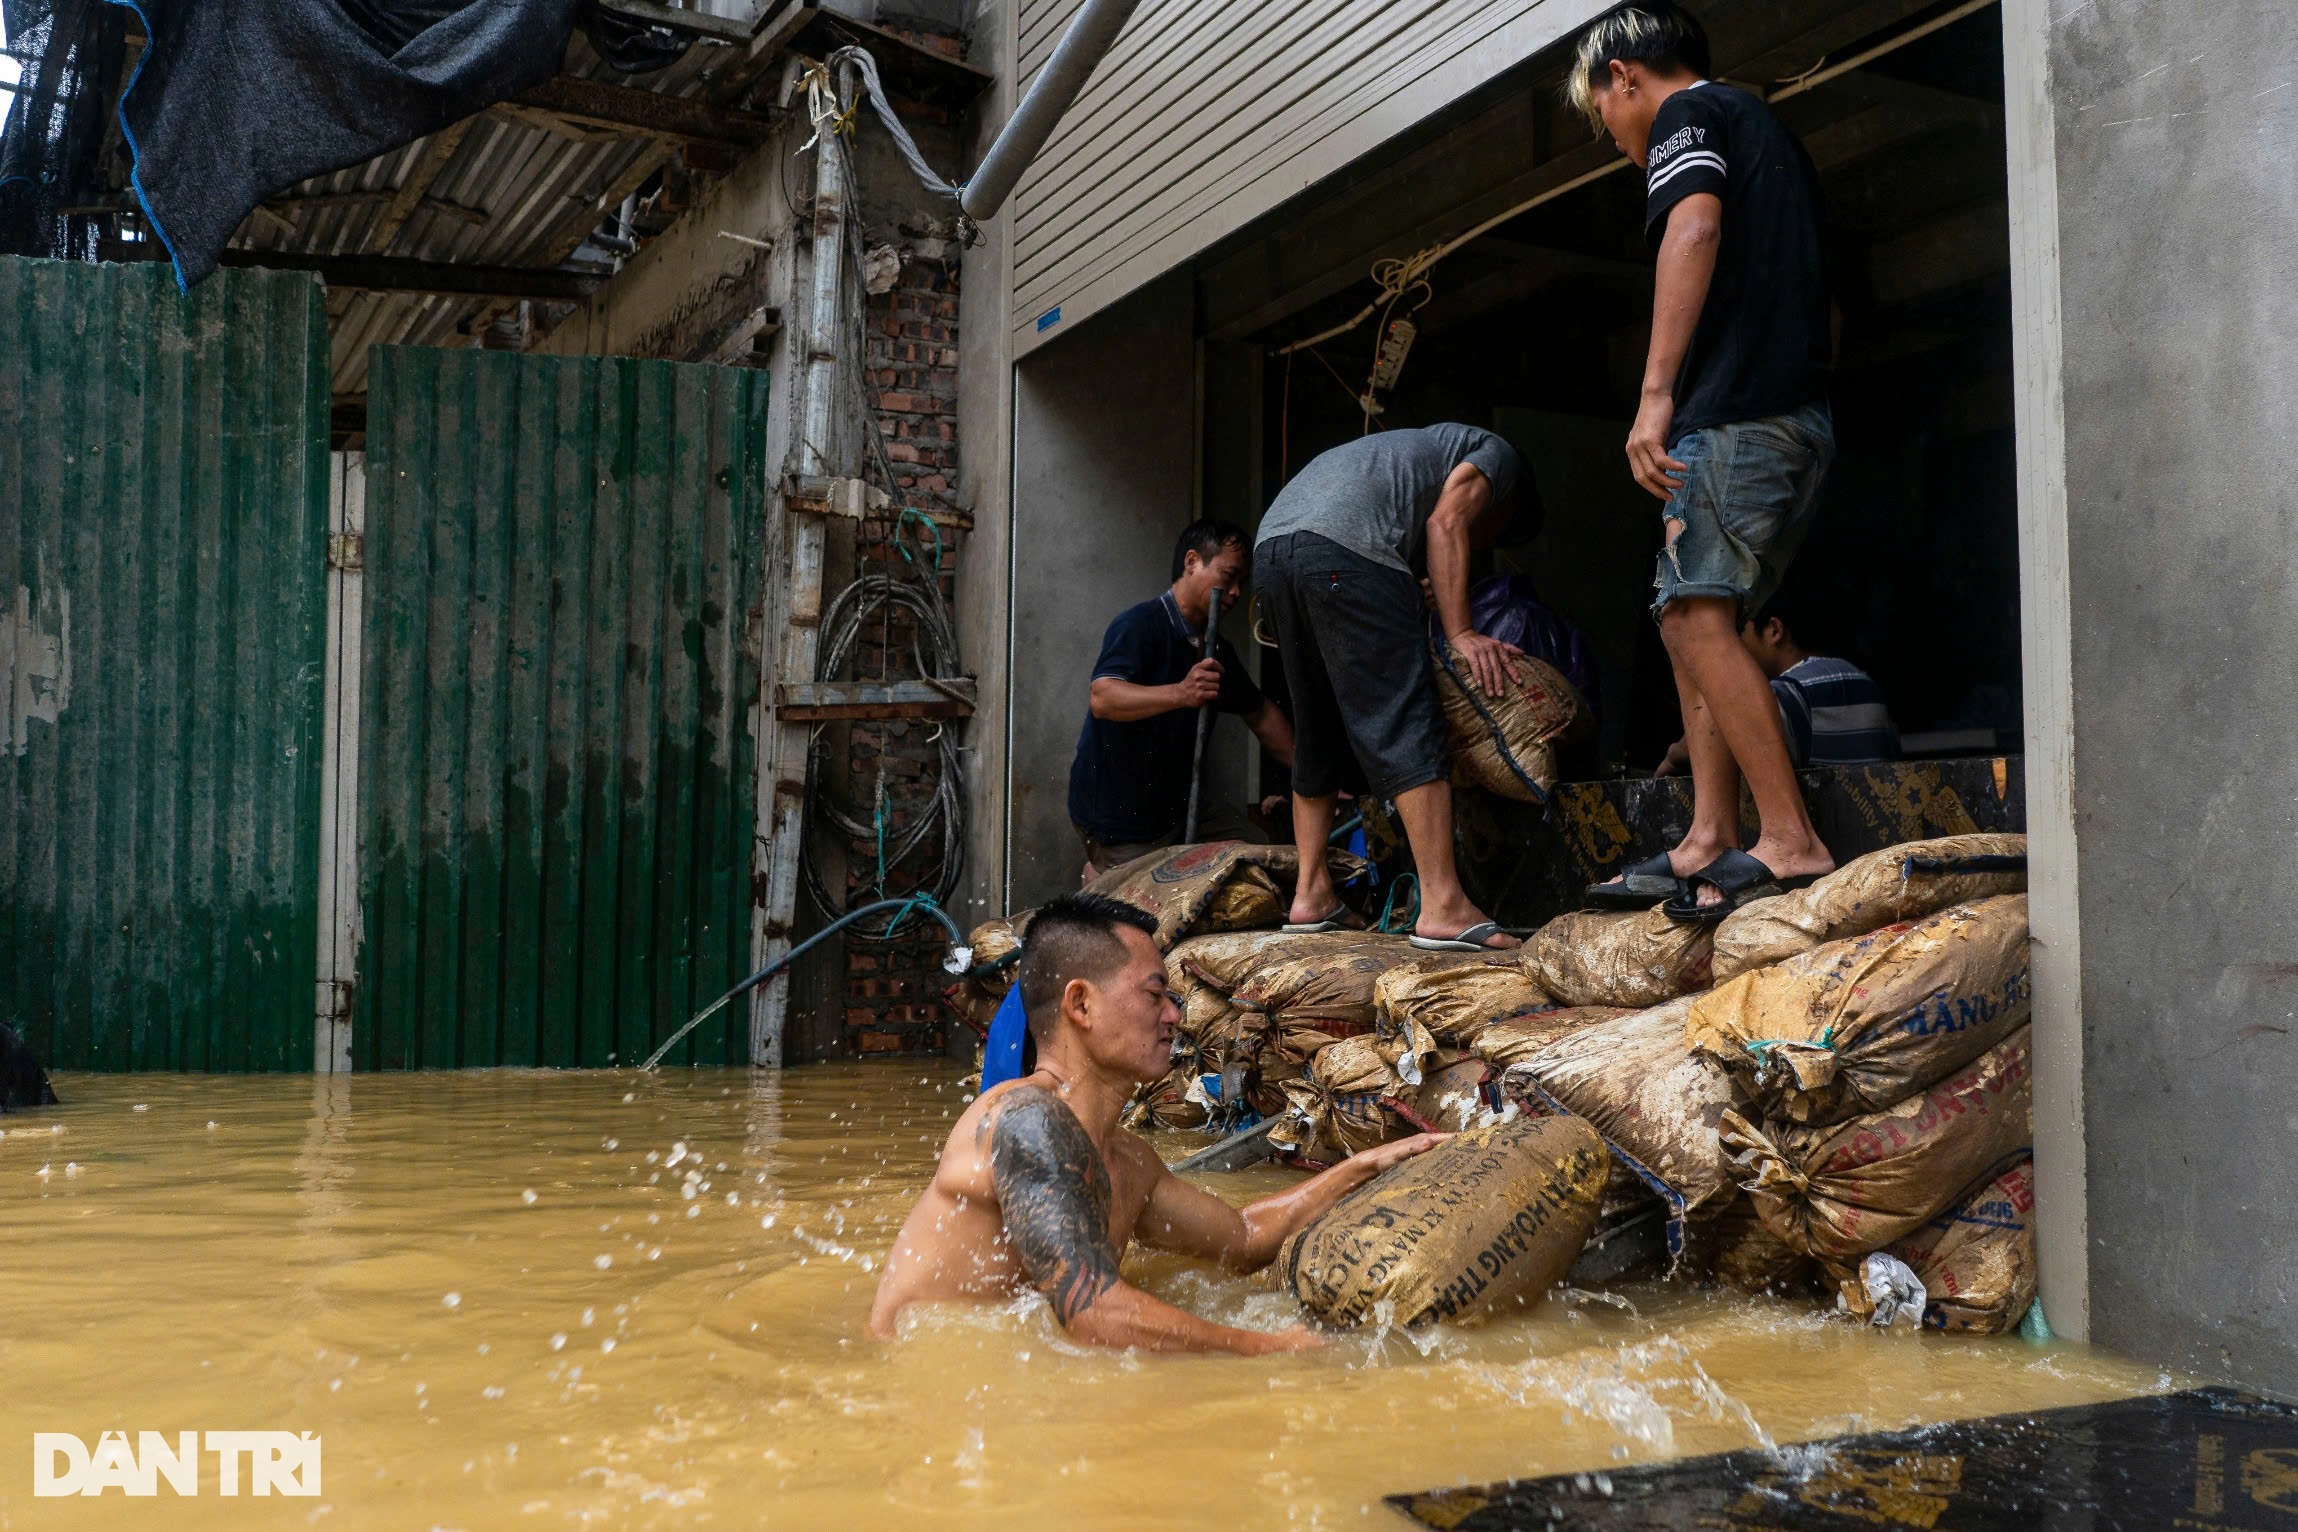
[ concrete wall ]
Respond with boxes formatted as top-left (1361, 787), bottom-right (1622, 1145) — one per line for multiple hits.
top-left (2015, 0), bottom-right (2298, 1392)
top-left (1005, 273), bottom-right (1199, 907)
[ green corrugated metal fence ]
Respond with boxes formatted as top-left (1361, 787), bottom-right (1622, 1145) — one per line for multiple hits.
top-left (0, 258), bottom-right (330, 1071)
top-left (356, 346), bottom-right (768, 1068)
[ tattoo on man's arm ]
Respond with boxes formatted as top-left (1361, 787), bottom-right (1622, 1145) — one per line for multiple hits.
top-left (984, 1088), bottom-right (1120, 1326)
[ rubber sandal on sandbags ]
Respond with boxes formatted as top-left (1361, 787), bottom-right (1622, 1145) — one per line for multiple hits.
top-left (1281, 908), bottom-right (1365, 934)
top-left (1583, 852), bottom-right (1685, 911)
top-left (1408, 920), bottom-right (1514, 952)
top-left (1663, 850), bottom-right (1820, 926)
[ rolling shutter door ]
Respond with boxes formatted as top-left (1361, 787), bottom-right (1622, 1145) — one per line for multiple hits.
top-left (1009, 0), bottom-right (1610, 352)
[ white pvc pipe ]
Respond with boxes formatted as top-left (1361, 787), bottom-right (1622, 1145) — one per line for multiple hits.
top-left (960, 0), bottom-right (1150, 224)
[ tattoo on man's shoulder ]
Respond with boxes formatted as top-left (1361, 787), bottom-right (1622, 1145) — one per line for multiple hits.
top-left (985, 1087), bottom-right (1120, 1326)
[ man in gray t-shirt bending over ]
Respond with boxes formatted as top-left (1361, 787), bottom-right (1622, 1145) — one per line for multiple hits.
top-left (1255, 424), bottom-right (1537, 951)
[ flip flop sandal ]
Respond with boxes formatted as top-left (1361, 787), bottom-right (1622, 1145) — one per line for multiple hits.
top-left (1408, 920), bottom-right (1514, 952)
top-left (1584, 852), bottom-right (1686, 911)
top-left (1281, 908), bottom-right (1364, 934)
top-left (1663, 850), bottom-right (1821, 927)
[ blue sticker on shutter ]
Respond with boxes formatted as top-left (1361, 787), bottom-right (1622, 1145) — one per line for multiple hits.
top-left (1036, 306), bottom-right (1063, 333)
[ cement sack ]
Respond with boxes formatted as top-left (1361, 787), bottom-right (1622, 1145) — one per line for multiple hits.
top-left (1087, 842), bottom-right (1366, 949)
top-left (1120, 1063), bottom-right (1214, 1133)
top-left (1524, 906), bottom-right (1714, 1010)
top-left (1431, 637), bottom-right (1585, 804)
top-left (1687, 895), bottom-right (2031, 1126)
top-left (1277, 1114), bottom-right (1607, 1328)
top-left (1394, 1053), bottom-right (1502, 1134)
top-left (1233, 932), bottom-right (1430, 1041)
top-left (1373, 952), bottom-right (1553, 1046)
top-left (1832, 1157), bottom-right (2038, 1335)
top-left (1712, 833), bottom-right (2027, 982)
top-left (1706, 1194), bottom-right (1818, 1296)
top-left (1503, 996), bottom-right (1743, 1259)
top-left (947, 911), bottom-right (1030, 1034)
top-left (1462, 1006), bottom-right (1634, 1071)
top-left (1267, 1036), bottom-right (1406, 1163)
top-left (1726, 1028), bottom-right (2033, 1264)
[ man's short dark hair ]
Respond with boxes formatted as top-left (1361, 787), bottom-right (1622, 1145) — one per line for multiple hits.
top-left (1747, 584), bottom-right (1826, 652)
top-left (1170, 519), bottom-right (1250, 583)
top-left (1567, 2), bottom-right (1712, 127)
top-left (1017, 892), bottom-right (1159, 1041)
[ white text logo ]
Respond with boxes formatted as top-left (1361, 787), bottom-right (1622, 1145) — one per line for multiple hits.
top-left (33, 1432), bottom-right (322, 1496)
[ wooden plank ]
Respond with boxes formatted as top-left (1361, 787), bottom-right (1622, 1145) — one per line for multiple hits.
top-left (773, 679), bottom-right (977, 720)
top-left (515, 75), bottom-right (774, 147)
top-left (370, 120), bottom-right (474, 254)
top-left (215, 250), bottom-right (602, 302)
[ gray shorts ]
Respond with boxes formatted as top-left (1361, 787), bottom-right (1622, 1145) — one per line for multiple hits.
top-left (1651, 402), bottom-right (1835, 621)
top-left (1258, 532), bottom-right (1448, 801)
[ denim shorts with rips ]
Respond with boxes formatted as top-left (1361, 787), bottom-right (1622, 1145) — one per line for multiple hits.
top-left (1650, 401), bottom-right (1835, 622)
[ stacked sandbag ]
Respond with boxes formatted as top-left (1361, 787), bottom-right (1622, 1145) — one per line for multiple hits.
top-left (1164, 930), bottom-right (1436, 1120)
top-left (1086, 842), bottom-right (1367, 949)
top-left (1277, 1114), bottom-right (1608, 1326)
top-left (1430, 636), bottom-right (1586, 804)
top-left (1705, 1194), bottom-right (1818, 1297)
top-left (1373, 950), bottom-right (1553, 1046)
top-left (1266, 1022), bottom-right (1439, 1165)
top-left (1712, 833), bottom-right (2027, 982)
top-left (1460, 1005), bottom-right (1634, 1070)
top-left (1523, 906), bottom-right (1715, 1009)
top-left (1687, 896), bottom-right (2031, 1125)
top-left (1501, 995), bottom-right (1745, 1262)
top-left (945, 911), bottom-right (1030, 1035)
top-left (1723, 1028), bottom-right (2033, 1265)
top-left (1832, 1158), bottom-right (2038, 1335)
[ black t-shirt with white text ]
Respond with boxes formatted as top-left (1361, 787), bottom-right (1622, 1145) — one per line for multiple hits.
top-left (1643, 81), bottom-right (1830, 443)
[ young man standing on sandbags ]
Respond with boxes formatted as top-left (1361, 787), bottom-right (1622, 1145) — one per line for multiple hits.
top-left (869, 893), bottom-right (1448, 1352)
top-left (1571, 2), bottom-right (1841, 923)
top-left (1256, 425), bottom-right (1539, 951)
top-left (1067, 519), bottom-right (1298, 879)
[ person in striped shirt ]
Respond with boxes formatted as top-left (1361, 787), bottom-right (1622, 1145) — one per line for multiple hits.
top-left (1657, 601), bottom-right (1898, 775)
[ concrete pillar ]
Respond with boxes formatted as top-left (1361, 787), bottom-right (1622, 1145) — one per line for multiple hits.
top-left (2008, 0), bottom-right (2298, 1391)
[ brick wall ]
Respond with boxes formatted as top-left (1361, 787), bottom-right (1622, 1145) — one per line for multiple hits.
top-left (838, 230), bottom-right (964, 1058)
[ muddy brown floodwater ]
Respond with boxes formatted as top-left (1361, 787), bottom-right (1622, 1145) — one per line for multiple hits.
top-left (0, 1063), bottom-right (2169, 1530)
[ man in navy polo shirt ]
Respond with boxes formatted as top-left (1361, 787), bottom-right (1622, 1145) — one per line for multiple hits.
top-left (1067, 520), bottom-right (1296, 878)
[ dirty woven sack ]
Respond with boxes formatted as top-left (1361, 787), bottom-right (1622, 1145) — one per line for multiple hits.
top-left (1277, 1115), bottom-right (1607, 1327)
top-left (1463, 1006), bottom-right (1634, 1070)
top-left (1833, 1156), bottom-right (2038, 1335)
top-left (1705, 1193), bottom-right (1817, 1296)
top-left (1395, 1053), bottom-right (1500, 1133)
top-left (1503, 995), bottom-right (1742, 1260)
top-left (1431, 635), bottom-right (1585, 804)
top-left (1234, 932), bottom-right (1429, 1041)
top-left (1120, 1063), bottom-right (1213, 1133)
top-left (1726, 1028), bottom-right (2033, 1264)
top-left (946, 911), bottom-right (1030, 1033)
top-left (1269, 1036), bottom-right (1410, 1163)
top-left (1712, 833), bottom-right (2027, 982)
top-left (1688, 895), bottom-right (2031, 1126)
top-left (1524, 906), bottom-right (1714, 1009)
top-left (1373, 951), bottom-right (1553, 1046)
top-left (1087, 842), bottom-right (1366, 949)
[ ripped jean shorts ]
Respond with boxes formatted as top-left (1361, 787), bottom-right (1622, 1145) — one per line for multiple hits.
top-left (1650, 401), bottom-right (1835, 622)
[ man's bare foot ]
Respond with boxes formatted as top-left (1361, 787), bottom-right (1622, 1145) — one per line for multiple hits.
top-left (1413, 893), bottom-right (1519, 949)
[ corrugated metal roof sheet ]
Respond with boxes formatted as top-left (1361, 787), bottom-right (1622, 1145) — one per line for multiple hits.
top-left (227, 33), bottom-right (745, 397)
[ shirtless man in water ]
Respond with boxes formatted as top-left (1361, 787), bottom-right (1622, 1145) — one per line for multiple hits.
top-left (868, 891), bottom-right (1447, 1354)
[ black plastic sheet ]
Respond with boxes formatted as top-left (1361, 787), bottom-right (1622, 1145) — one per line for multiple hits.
top-left (1390, 1388), bottom-right (2298, 1531)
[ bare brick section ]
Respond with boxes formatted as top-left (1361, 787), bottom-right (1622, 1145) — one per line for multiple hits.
top-left (837, 235), bottom-right (964, 1059)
